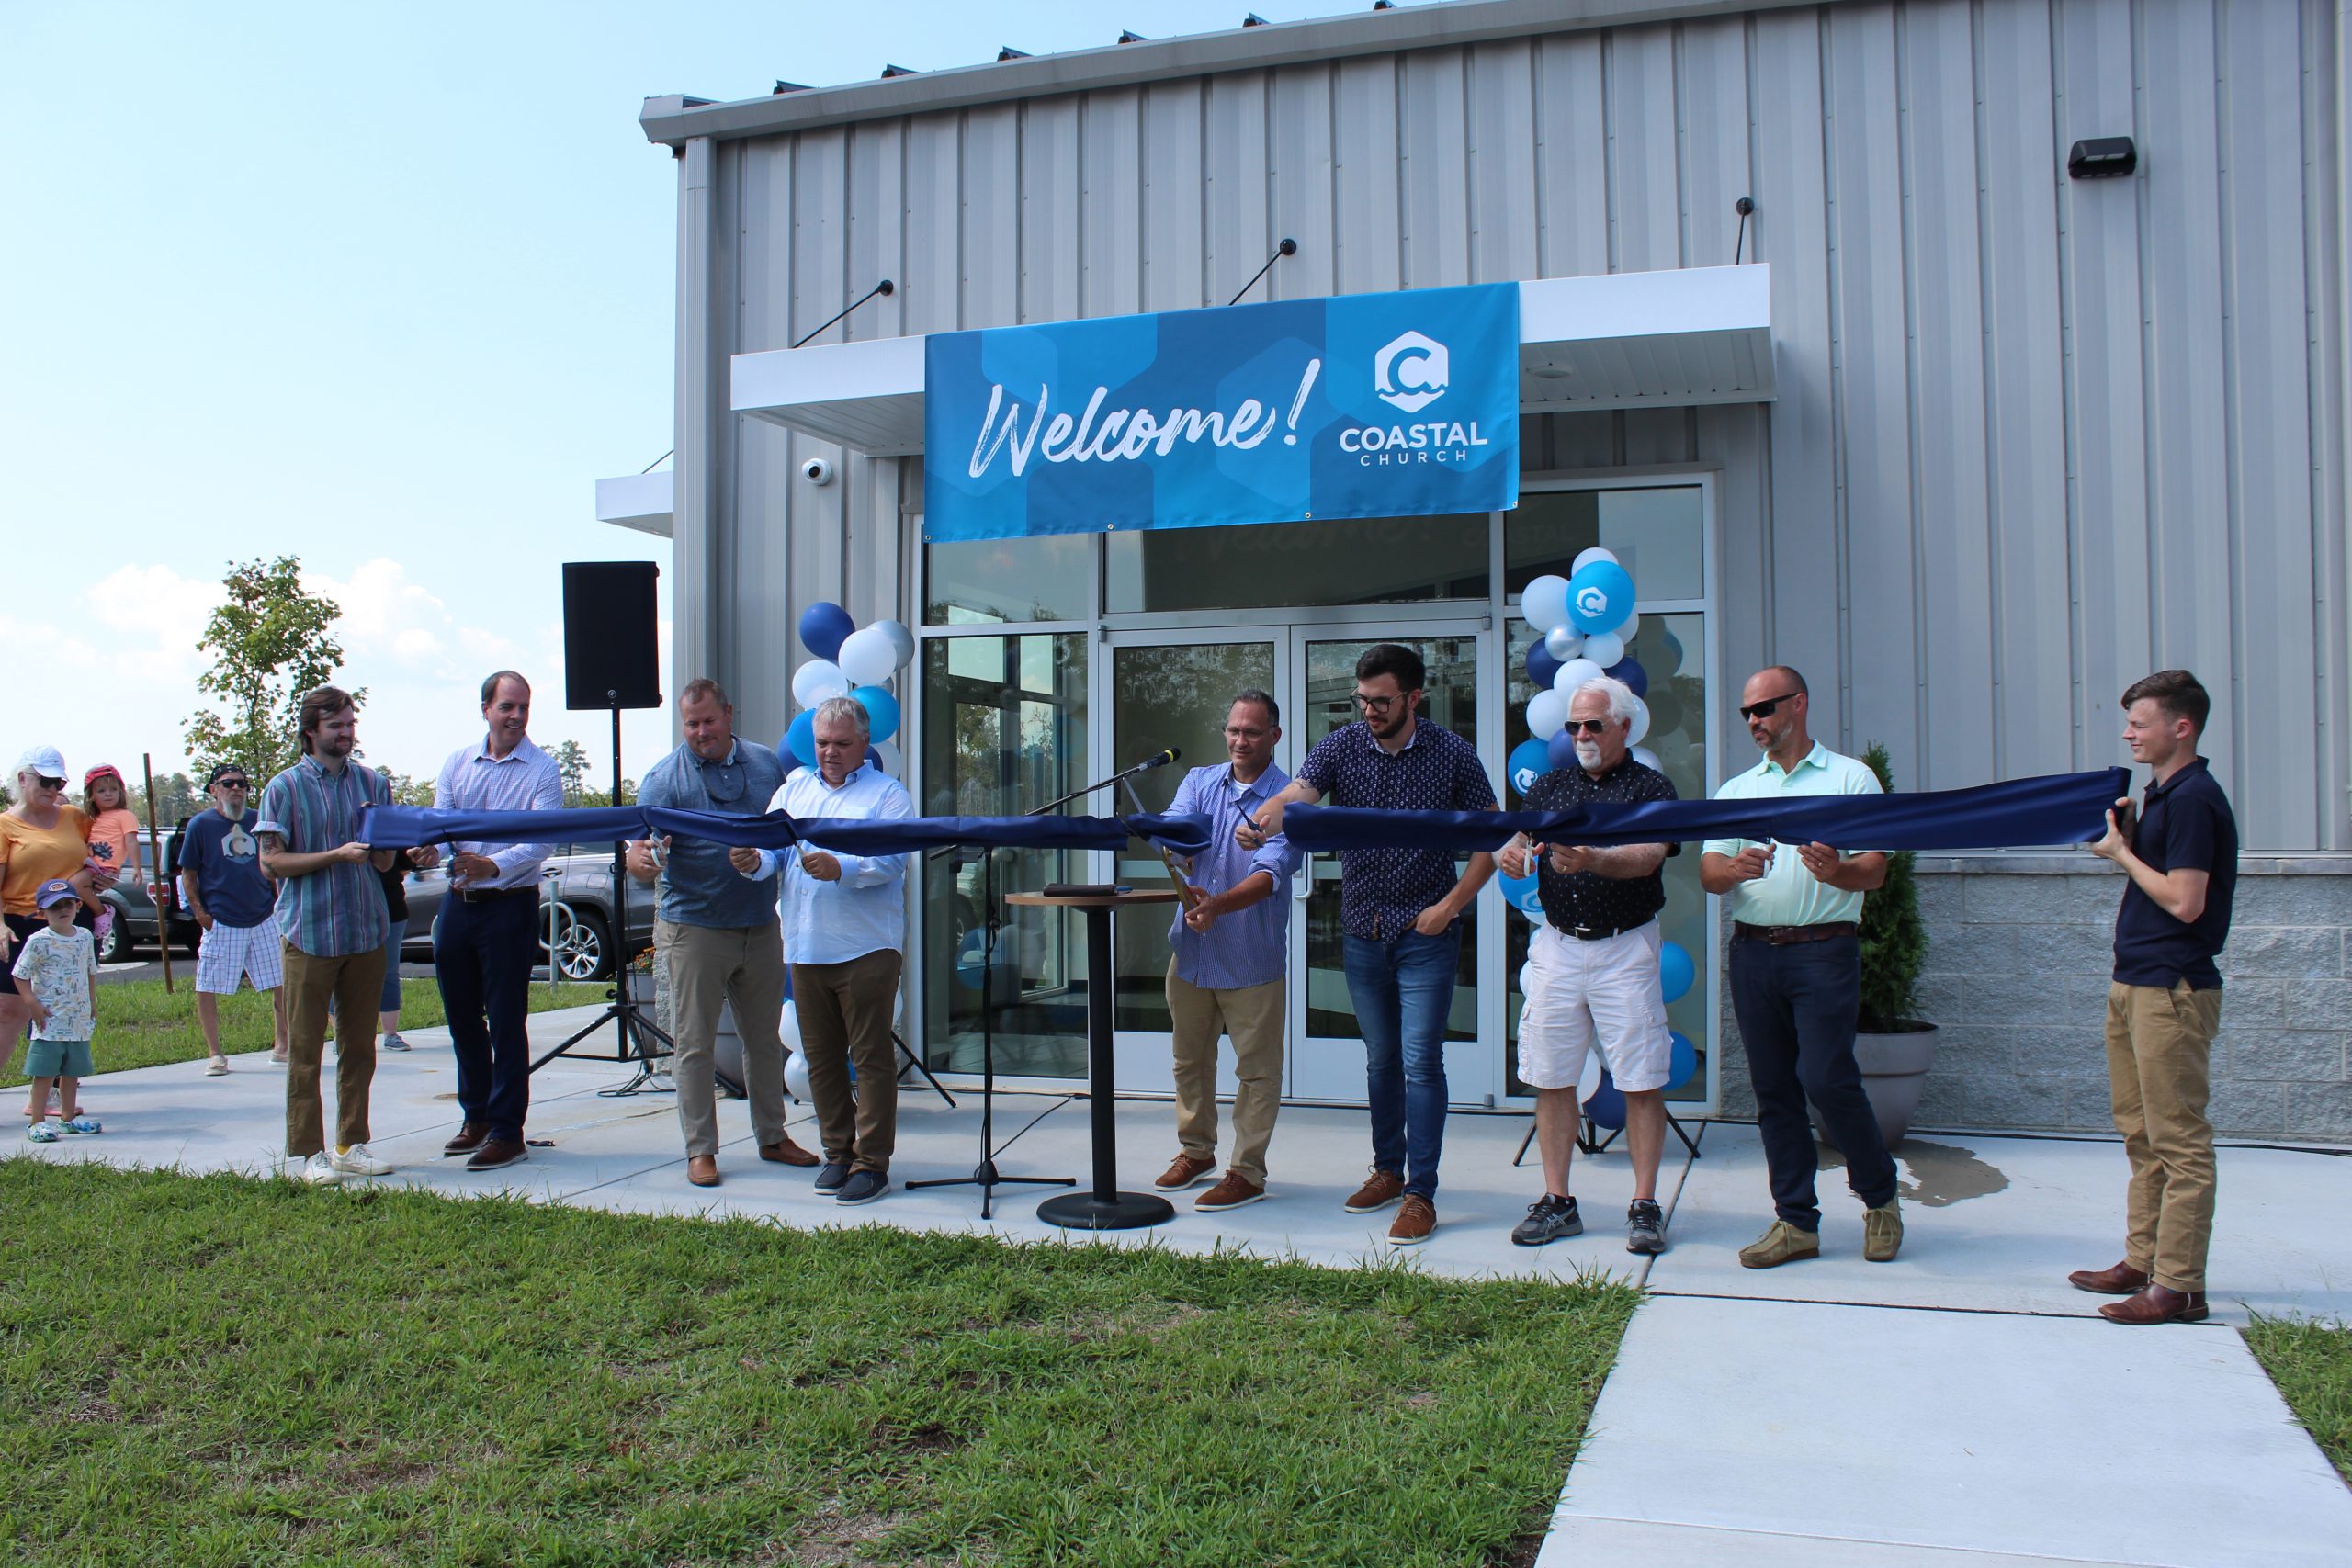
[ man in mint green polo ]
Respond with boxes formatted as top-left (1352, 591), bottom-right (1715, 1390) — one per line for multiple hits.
top-left (1700, 666), bottom-right (1903, 1269)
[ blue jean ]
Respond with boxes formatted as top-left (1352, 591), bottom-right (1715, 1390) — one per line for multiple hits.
top-left (435, 891), bottom-right (538, 1143)
top-left (379, 920), bottom-right (407, 1013)
top-left (1343, 929), bottom-right (1460, 1200)
top-left (1728, 933), bottom-right (1899, 1229)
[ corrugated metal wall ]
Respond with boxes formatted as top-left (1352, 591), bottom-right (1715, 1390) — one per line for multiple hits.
top-left (689, 0), bottom-right (2347, 849)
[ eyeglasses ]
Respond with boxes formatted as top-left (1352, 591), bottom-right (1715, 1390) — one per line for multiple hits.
top-left (1739, 692), bottom-right (1803, 722)
top-left (1565, 718), bottom-right (1612, 736)
top-left (1223, 726), bottom-right (1268, 740)
top-left (1352, 691), bottom-right (1408, 713)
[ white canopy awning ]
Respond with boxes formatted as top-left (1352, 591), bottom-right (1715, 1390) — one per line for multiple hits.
top-left (732, 264), bottom-right (1772, 457)
top-left (596, 469), bottom-right (673, 538)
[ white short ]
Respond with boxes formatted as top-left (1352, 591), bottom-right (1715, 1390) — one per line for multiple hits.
top-left (196, 915), bottom-right (282, 995)
top-left (1517, 920), bottom-right (1672, 1092)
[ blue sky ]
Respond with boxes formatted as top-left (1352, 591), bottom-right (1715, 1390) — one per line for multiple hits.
top-left (2, 0), bottom-right (1361, 787)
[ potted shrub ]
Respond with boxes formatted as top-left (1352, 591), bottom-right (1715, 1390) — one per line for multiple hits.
top-left (1810, 742), bottom-right (1940, 1151)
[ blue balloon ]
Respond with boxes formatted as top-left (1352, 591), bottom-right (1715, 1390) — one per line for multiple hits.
top-left (1653, 627), bottom-right (1685, 678)
top-left (865, 745), bottom-right (886, 773)
top-left (852, 683), bottom-right (900, 743)
top-left (1546, 728), bottom-right (1579, 771)
top-left (1667, 1031), bottom-right (1699, 1092)
top-left (797, 601), bottom-right (855, 660)
top-left (784, 710), bottom-right (817, 768)
top-left (1583, 1067), bottom-right (1627, 1130)
top-left (1658, 939), bottom-right (1694, 1004)
top-left (1606, 657), bottom-right (1648, 699)
top-left (1507, 738), bottom-right (1550, 799)
top-left (1566, 561), bottom-right (1637, 634)
top-left (1527, 643), bottom-right (1563, 690)
top-left (1498, 869), bottom-right (1544, 920)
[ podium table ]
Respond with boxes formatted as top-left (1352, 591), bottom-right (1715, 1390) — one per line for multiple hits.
top-left (1006, 888), bottom-right (1182, 1230)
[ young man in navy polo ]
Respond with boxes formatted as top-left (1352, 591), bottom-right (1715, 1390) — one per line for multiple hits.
top-left (2075, 670), bottom-right (2237, 1325)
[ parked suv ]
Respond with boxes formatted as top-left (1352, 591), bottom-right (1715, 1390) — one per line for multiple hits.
top-left (400, 843), bottom-right (655, 980)
top-left (95, 829), bottom-right (202, 964)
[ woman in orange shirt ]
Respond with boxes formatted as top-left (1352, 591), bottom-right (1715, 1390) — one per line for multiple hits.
top-left (77, 764), bottom-right (142, 947)
top-left (1, 746), bottom-right (113, 1079)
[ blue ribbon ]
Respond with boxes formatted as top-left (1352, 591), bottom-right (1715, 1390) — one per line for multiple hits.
top-left (360, 803), bottom-right (1216, 857)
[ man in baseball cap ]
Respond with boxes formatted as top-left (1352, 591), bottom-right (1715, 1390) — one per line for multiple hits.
top-left (179, 761), bottom-right (288, 1074)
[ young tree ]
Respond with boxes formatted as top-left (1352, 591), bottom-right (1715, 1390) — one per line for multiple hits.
top-left (380, 772), bottom-right (437, 807)
top-left (127, 772), bottom-right (203, 828)
top-left (552, 739), bottom-right (593, 805)
top-left (182, 557), bottom-right (359, 783)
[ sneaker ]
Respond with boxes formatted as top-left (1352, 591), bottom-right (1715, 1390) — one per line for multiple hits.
top-left (269, 1049), bottom-right (289, 1066)
top-left (1510, 1193), bottom-right (1582, 1247)
top-left (813, 1161), bottom-right (852, 1194)
top-left (27, 1122), bottom-right (58, 1145)
top-left (380, 1032), bottom-right (411, 1053)
top-left (1738, 1219), bottom-right (1821, 1269)
top-left (1863, 1197), bottom-right (1904, 1263)
top-left (300, 1151), bottom-right (343, 1186)
top-left (1194, 1171), bottom-right (1267, 1212)
top-left (1626, 1199), bottom-right (1667, 1255)
top-left (1154, 1152), bottom-right (1219, 1191)
top-left (1386, 1194), bottom-right (1437, 1247)
top-left (1343, 1168), bottom-right (1407, 1214)
top-left (836, 1169), bottom-right (891, 1206)
top-left (94, 908), bottom-right (114, 944)
top-left (205, 1055), bottom-right (231, 1077)
top-left (331, 1144), bottom-right (394, 1178)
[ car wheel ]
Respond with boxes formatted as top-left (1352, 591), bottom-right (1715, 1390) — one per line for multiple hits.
top-left (552, 909), bottom-right (611, 982)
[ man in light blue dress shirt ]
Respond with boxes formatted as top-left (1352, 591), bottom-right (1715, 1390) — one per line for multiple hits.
top-left (1154, 690), bottom-right (1301, 1213)
top-left (412, 671), bottom-right (565, 1173)
top-left (735, 696), bottom-right (912, 1207)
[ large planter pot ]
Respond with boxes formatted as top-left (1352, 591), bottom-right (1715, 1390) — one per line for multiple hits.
top-left (1809, 1021), bottom-right (1940, 1152)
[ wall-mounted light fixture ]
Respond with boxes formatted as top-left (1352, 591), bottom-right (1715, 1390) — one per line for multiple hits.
top-left (2067, 137), bottom-right (2138, 179)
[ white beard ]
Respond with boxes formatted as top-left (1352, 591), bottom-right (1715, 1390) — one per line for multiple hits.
top-left (1574, 740), bottom-right (1604, 770)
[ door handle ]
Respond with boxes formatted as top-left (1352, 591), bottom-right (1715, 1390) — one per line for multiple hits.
top-left (1293, 852), bottom-right (1312, 900)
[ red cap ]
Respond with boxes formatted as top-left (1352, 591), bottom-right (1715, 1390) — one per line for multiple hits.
top-left (84, 763), bottom-right (126, 793)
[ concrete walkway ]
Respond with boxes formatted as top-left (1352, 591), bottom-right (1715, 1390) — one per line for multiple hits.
top-left (23, 1003), bottom-right (2352, 1565)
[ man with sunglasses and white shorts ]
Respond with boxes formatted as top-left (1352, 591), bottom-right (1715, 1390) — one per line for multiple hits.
top-left (1701, 666), bottom-right (1902, 1270)
top-left (1499, 676), bottom-right (1679, 1254)
top-left (178, 762), bottom-right (288, 1075)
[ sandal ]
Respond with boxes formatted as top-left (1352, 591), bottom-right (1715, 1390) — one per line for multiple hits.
top-left (27, 1122), bottom-right (58, 1144)
top-left (62, 1116), bottom-right (101, 1135)
top-left (206, 1056), bottom-right (231, 1077)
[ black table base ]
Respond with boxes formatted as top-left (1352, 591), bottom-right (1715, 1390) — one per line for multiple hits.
top-left (1035, 897), bottom-right (1177, 1233)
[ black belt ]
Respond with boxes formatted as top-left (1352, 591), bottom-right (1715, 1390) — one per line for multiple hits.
top-left (457, 885), bottom-right (538, 905)
top-left (1562, 918), bottom-right (1654, 942)
top-left (1736, 920), bottom-right (1859, 945)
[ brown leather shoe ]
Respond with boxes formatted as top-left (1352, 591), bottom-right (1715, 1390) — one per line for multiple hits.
top-left (758, 1136), bottom-right (819, 1168)
top-left (2098, 1284), bottom-right (2210, 1325)
top-left (1194, 1170), bottom-right (1266, 1212)
top-left (2068, 1260), bottom-right (2151, 1296)
top-left (1155, 1153), bottom-right (1218, 1191)
top-left (1386, 1194), bottom-right (1436, 1247)
top-left (465, 1138), bottom-right (526, 1172)
top-left (686, 1154), bottom-right (721, 1187)
top-left (1344, 1168), bottom-right (1406, 1213)
top-left (442, 1122), bottom-right (489, 1157)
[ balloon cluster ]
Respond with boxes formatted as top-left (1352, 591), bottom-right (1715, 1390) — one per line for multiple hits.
top-left (1508, 547), bottom-right (1666, 793)
top-left (784, 602), bottom-right (915, 774)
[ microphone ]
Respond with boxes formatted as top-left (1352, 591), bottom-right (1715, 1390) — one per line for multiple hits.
top-left (1128, 747), bottom-right (1182, 774)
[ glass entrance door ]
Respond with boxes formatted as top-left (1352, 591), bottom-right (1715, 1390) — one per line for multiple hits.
top-left (1286, 625), bottom-right (1500, 1106)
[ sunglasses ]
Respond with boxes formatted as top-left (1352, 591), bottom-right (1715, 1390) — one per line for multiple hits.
top-left (1565, 718), bottom-right (1613, 736)
top-left (1739, 693), bottom-right (1803, 722)
top-left (33, 775), bottom-right (65, 791)
top-left (215, 779), bottom-right (250, 789)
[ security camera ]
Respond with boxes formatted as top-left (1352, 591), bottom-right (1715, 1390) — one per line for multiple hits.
top-left (800, 456), bottom-right (836, 486)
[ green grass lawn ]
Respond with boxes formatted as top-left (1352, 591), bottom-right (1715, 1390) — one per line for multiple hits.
top-left (0, 1162), bottom-right (1637, 1567)
top-left (2246, 1314), bottom-right (2352, 1483)
top-left (5, 978), bottom-right (582, 1087)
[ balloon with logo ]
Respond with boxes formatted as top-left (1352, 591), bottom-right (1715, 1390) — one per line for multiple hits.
top-left (1519, 574), bottom-right (1572, 636)
top-left (852, 684), bottom-right (900, 744)
top-left (1566, 560), bottom-right (1636, 635)
top-left (1507, 739), bottom-right (1550, 799)
top-left (836, 625), bottom-right (898, 688)
top-left (1498, 868), bottom-right (1544, 921)
top-left (797, 602), bottom-right (855, 661)
top-left (792, 660), bottom-right (849, 707)
top-left (1658, 940), bottom-right (1695, 1004)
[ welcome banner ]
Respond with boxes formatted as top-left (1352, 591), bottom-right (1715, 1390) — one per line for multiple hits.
top-left (922, 283), bottom-right (1520, 541)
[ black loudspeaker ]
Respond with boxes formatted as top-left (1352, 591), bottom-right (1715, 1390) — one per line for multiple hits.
top-left (561, 562), bottom-right (662, 711)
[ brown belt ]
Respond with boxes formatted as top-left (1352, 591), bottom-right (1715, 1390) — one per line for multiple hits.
top-left (1735, 920), bottom-right (1859, 945)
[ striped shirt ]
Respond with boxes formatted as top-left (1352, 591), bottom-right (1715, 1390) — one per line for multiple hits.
top-left (255, 754), bottom-right (392, 957)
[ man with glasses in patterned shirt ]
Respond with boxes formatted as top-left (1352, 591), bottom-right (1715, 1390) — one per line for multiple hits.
top-left (1239, 644), bottom-right (1498, 1247)
top-left (1701, 666), bottom-right (1903, 1269)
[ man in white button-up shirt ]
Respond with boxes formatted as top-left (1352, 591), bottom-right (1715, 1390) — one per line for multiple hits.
top-left (732, 696), bottom-right (911, 1206)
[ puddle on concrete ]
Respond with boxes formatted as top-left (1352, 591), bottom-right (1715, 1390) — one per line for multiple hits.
top-left (1815, 1138), bottom-right (2010, 1207)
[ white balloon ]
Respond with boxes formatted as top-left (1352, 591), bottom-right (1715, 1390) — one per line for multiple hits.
top-left (1577, 1049), bottom-right (1604, 1101)
top-left (1630, 745), bottom-right (1662, 772)
top-left (869, 739), bottom-right (900, 776)
top-left (1520, 574), bottom-right (1571, 635)
top-left (783, 1049), bottom-right (812, 1103)
top-left (1526, 688), bottom-right (1569, 739)
top-left (778, 997), bottom-right (802, 1057)
top-left (1625, 694), bottom-right (1652, 747)
top-left (1517, 961), bottom-right (1535, 997)
top-left (791, 660), bottom-right (849, 707)
top-left (1544, 625), bottom-right (1584, 660)
top-left (836, 626), bottom-right (898, 687)
top-left (1572, 546), bottom-right (1619, 574)
top-left (1582, 631), bottom-right (1624, 670)
top-left (875, 618), bottom-right (917, 670)
top-left (1611, 610), bottom-right (1641, 642)
top-left (1554, 658), bottom-right (1605, 694)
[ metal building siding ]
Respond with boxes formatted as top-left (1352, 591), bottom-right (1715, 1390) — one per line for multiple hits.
top-left (696, 0), bottom-right (2346, 848)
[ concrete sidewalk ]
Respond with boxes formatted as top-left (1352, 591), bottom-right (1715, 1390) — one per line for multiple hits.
top-left (23, 1002), bottom-right (2352, 1565)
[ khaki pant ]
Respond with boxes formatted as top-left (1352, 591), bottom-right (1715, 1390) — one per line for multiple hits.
top-left (2105, 980), bottom-right (2223, 1292)
top-left (281, 942), bottom-right (386, 1158)
top-left (659, 917), bottom-right (789, 1159)
top-left (792, 949), bottom-right (904, 1173)
top-left (1165, 962), bottom-right (1285, 1186)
